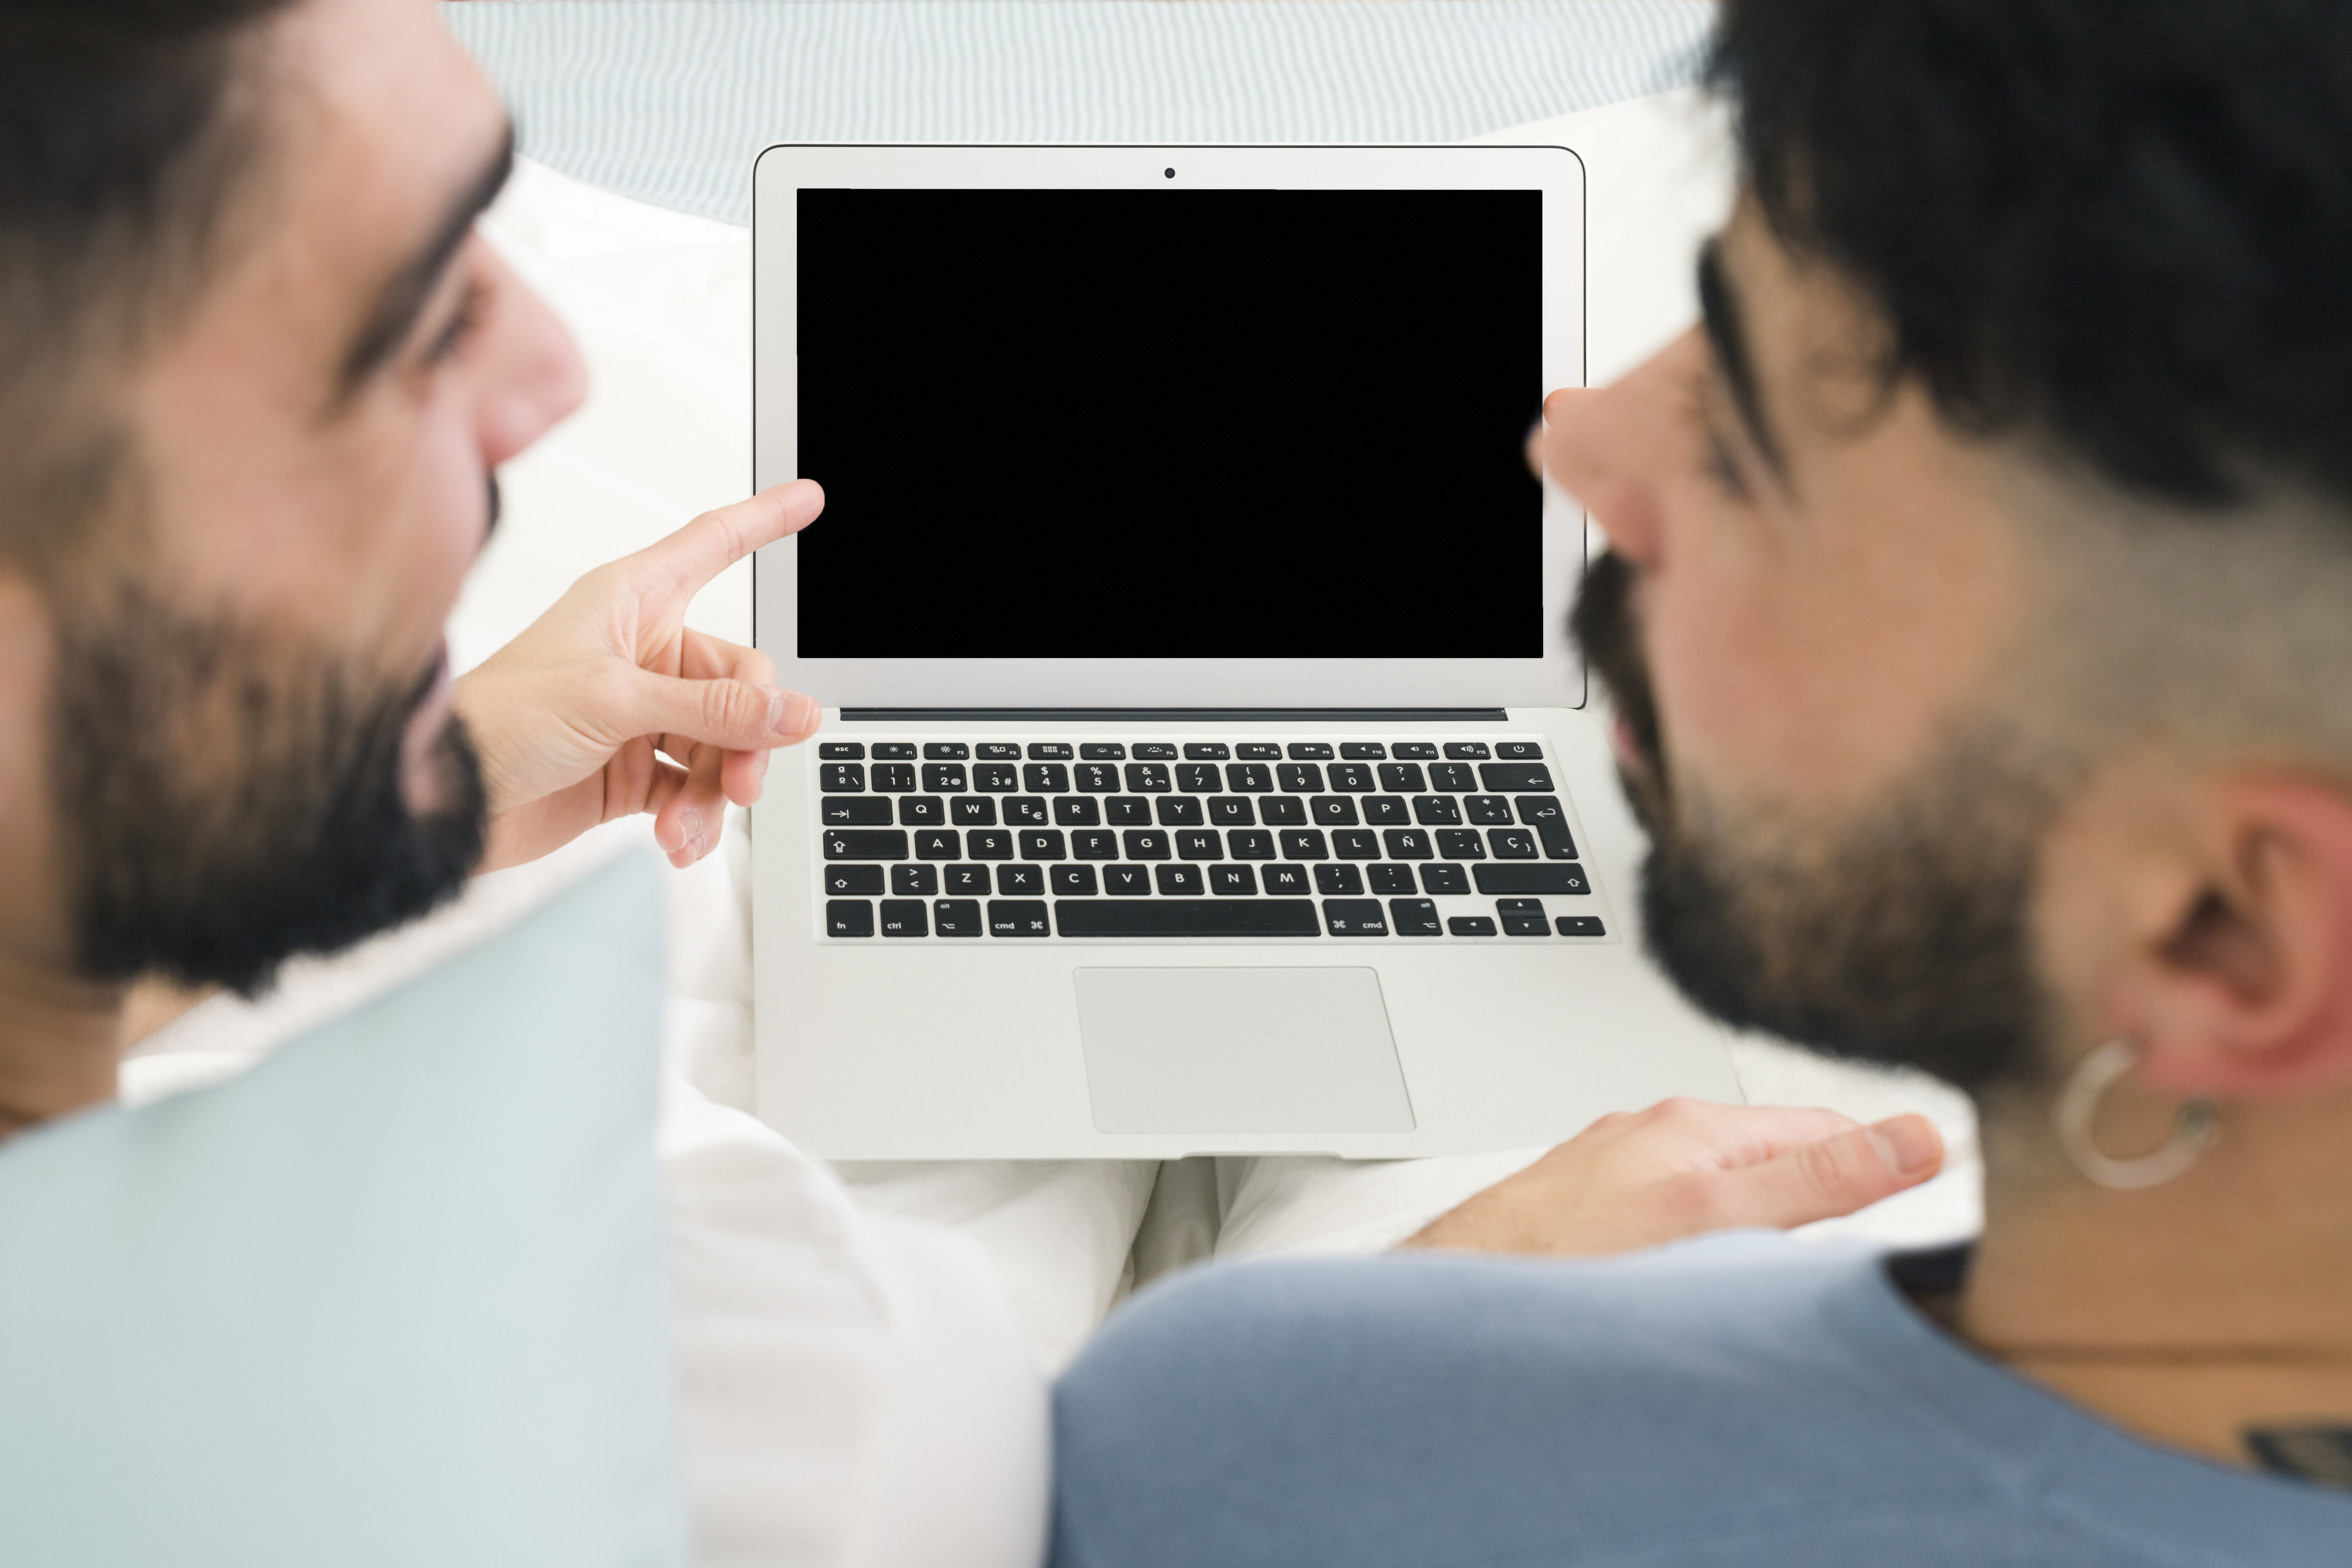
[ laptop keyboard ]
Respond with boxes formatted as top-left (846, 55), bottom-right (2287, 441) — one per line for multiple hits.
top-left (810, 738), bottom-right (1609, 942)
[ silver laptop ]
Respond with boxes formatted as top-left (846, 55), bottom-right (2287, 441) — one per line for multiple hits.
top-left (749, 144), bottom-right (1741, 1159)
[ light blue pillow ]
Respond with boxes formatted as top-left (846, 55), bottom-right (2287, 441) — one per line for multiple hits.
top-left (0, 852), bottom-right (689, 1568)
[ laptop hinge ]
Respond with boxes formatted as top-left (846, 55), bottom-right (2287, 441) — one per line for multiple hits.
top-left (837, 708), bottom-right (1511, 724)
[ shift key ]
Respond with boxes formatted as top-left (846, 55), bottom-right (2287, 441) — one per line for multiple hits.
top-left (823, 829), bottom-right (908, 860)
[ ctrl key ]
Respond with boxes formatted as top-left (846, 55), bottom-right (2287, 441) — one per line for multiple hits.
top-left (825, 900), bottom-right (874, 938)
top-left (988, 899), bottom-right (1052, 937)
top-left (879, 899), bottom-right (929, 938)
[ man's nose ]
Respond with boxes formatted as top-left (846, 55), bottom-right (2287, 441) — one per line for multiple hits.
top-left (474, 252), bottom-right (588, 470)
top-left (1538, 331), bottom-right (1697, 569)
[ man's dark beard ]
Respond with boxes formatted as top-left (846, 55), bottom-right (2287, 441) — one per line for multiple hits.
top-left (48, 581), bottom-right (486, 996)
top-left (1570, 550), bottom-right (2058, 1095)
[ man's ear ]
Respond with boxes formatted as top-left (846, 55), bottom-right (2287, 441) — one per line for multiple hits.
top-left (2103, 774), bottom-right (2352, 1098)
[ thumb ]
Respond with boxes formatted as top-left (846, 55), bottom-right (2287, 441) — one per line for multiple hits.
top-left (1704, 1113), bottom-right (1944, 1232)
top-left (620, 667), bottom-right (819, 752)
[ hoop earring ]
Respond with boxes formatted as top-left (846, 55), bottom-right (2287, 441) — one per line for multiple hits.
top-left (2053, 1038), bottom-right (2220, 1190)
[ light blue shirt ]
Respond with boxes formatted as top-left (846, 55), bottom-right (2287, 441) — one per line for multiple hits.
top-left (1051, 1233), bottom-right (2352, 1566)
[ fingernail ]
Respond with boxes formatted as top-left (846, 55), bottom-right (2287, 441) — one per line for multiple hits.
top-left (1867, 1116), bottom-right (1941, 1176)
top-left (753, 748), bottom-right (771, 781)
top-left (676, 809), bottom-right (700, 853)
top-left (768, 692), bottom-right (816, 736)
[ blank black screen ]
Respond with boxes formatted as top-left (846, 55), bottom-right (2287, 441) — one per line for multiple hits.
top-left (794, 188), bottom-right (1542, 658)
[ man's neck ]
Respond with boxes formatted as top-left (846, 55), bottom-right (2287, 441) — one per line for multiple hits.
top-left (1953, 1084), bottom-right (2352, 1475)
top-left (0, 952), bottom-right (125, 1137)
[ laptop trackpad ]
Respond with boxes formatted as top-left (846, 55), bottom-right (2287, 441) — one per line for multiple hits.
top-left (1074, 968), bottom-right (1415, 1134)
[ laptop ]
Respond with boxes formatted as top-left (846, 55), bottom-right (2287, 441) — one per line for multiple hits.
top-left (749, 144), bottom-right (1743, 1159)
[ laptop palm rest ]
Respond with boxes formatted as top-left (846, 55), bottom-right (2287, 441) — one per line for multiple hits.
top-left (1073, 968), bottom-right (1416, 1134)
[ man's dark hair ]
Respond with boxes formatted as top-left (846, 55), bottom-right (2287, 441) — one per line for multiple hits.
top-left (1711, 0), bottom-right (2352, 509)
top-left (0, 0), bottom-right (299, 565)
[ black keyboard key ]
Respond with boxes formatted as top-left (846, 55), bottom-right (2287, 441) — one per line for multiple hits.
top-left (1435, 828), bottom-right (1485, 860)
top-left (1517, 796), bottom-right (1579, 859)
top-left (1227, 829), bottom-right (1276, 860)
top-left (1448, 916), bottom-right (1498, 937)
top-left (1183, 743), bottom-right (1231, 761)
top-left (821, 798), bottom-right (893, 827)
top-left (1101, 865), bottom-right (1152, 896)
top-left (1504, 914), bottom-right (1550, 937)
top-left (819, 742), bottom-right (865, 760)
top-left (942, 864), bottom-right (991, 896)
top-left (1314, 863), bottom-right (1364, 895)
top-left (1123, 830), bottom-right (1170, 860)
top-left (1155, 864), bottom-right (1205, 896)
top-left (1156, 797), bottom-right (1205, 827)
top-left (824, 830), bottom-right (907, 860)
top-left (1176, 829), bottom-right (1223, 861)
top-left (1209, 864), bottom-right (1258, 896)
top-left (1055, 900), bottom-right (1320, 937)
top-left (1331, 829), bottom-right (1379, 860)
top-left (1328, 762), bottom-right (1374, 792)
top-left (1323, 899), bottom-right (1387, 936)
top-left (1475, 864), bottom-right (1592, 896)
top-left (1464, 794), bottom-right (1514, 824)
top-left (1340, 743), bottom-right (1387, 760)
top-left (1288, 743), bottom-right (1335, 760)
top-left (1080, 743), bottom-right (1126, 760)
top-left (873, 743), bottom-right (917, 761)
top-left (975, 763), bottom-right (1020, 792)
top-left (1024, 763), bottom-right (1069, 793)
top-left (820, 763), bottom-right (865, 792)
top-left (967, 829), bottom-right (1013, 861)
top-left (1176, 764), bottom-right (1221, 792)
top-left (890, 864), bottom-right (938, 897)
top-left (1412, 795), bottom-right (1462, 825)
top-left (1054, 796), bottom-right (1102, 827)
top-left (1479, 762), bottom-right (1555, 792)
top-left (1072, 830), bottom-right (1119, 860)
top-left (822, 865), bottom-right (884, 896)
top-left (1259, 797), bottom-right (1308, 826)
top-left (1557, 916), bottom-right (1607, 937)
top-left (1496, 741), bottom-right (1543, 760)
top-left (1489, 828), bottom-right (1539, 859)
top-left (1378, 762), bottom-right (1426, 792)
top-left (826, 900), bottom-right (874, 937)
top-left (913, 829), bottom-right (959, 861)
top-left (923, 743), bottom-right (969, 761)
top-left (1235, 743), bottom-right (1283, 761)
top-left (1207, 796), bottom-right (1257, 826)
top-left (1497, 899), bottom-right (1546, 917)
top-left (1224, 763), bottom-right (1274, 793)
top-left (1106, 796), bottom-right (1154, 825)
top-left (1074, 763), bottom-right (1120, 793)
top-left (1052, 864), bottom-right (1099, 897)
top-left (1420, 863), bottom-right (1471, 895)
top-left (899, 796), bottom-right (946, 828)
top-left (1390, 899), bottom-right (1443, 936)
top-left (951, 797), bottom-right (997, 826)
top-left (1444, 742), bottom-right (1492, 760)
top-left (1124, 763), bottom-right (1171, 793)
top-left (1382, 828), bottom-right (1433, 860)
top-left (1430, 763), bottom-right (1477, 793)
top-left (1020, 830), bottom-right (1066, 860)
top-left (1309, 795), bottom-right (1359, 826)
top-left (1279, 763), bottom-right (1325, 793)
top-left (1280, 829), bottom-right (1330, 860)
top-left (1368, 863), bottom-right (1418, 894)
top-left (1132, 743), bottom-right (1179, 761)
top-left (1392, 742), bottom-right (1438, 760)
top-left (1361, 796), bottom-right (1410, 825)
top-left (879, 899), bottom-right (929, 937)
top-left (871, 763), bottom-right (916, 792)
top-left (975, 743), bottom-right (1021, 760)
top-left (1262, 863), bottom-right (1313, 895)
top-left (997, 863), bottom-right (1046, 896)
top-left (1027, 743), bottom-right (1073, 760)
top-left (989, 900), bottom-right (1052, 936)
top-left (1005, 797), bottom-right (1050, 827)
top-left (934, 899), bottom-right (983, 936)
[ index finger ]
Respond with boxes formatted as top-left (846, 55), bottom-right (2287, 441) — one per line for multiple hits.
top-left (636, 478), bottom-right (826, 596)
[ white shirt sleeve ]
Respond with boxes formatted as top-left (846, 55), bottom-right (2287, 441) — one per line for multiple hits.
top-left (660, 1078), bottom-right (1049, 1568)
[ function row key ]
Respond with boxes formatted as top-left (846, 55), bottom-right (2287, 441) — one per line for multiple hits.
top-left (872, 743), bottom-right (917, 761)
top-left (1132, 743), bottom-right (1179, 760)
top-left (1339, 743), bottom-right (1386, 760)
top-left (819, 742), bottom-right (864, 760)
top-left (922, 743), bottom-right (969, 760)
top-left (1391, 743), bottom-right (1438, 760)
top-left (976, 743), bottom-right (1022, 760)
top-left (1286, 743), bottom-right (1334, 760)
top-left (1182, 743), bottom-right (1230, 760)
top-left (1443, 742), bottom-right (1491, 760)
top-left (1028, 743), bottom-right (1074, 760)
top-left (1080, 743), bottom-right (1125, 760)
top-left (1235, 743), bottom-right (1283, 761)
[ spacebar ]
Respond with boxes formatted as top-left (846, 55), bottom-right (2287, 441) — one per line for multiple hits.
top-left (1055, 900), bottom-right (1321, 937)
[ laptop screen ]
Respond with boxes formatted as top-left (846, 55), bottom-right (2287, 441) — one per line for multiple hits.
top-left (793, 188), bottom-right (1544, 662)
